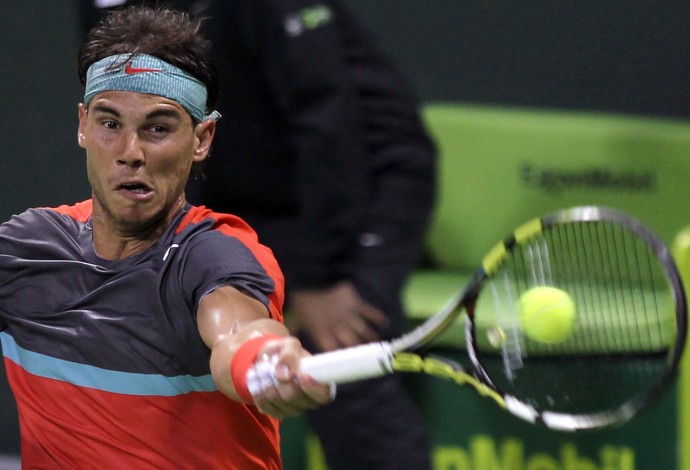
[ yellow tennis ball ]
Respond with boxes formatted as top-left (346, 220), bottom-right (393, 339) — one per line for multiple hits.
top-left (518, 286), bottom-right (576, 344)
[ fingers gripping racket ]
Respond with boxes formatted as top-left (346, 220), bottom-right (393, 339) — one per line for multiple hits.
top-left (248, 206), bottom-right (687, 431)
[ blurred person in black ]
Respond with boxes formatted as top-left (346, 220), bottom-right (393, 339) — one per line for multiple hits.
top-left (81, 1), bottom-right (436, 468)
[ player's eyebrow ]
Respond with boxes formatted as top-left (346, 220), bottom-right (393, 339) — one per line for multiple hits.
top-left (90, 105), bottom-right (183, 122)
top-left (143, 109), bottom-right (183, 121)
top-left (90, 104), bottom-right (120, 116)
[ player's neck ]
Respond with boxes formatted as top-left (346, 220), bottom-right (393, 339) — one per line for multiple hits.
top-left (92, 233), bottom-right (158, 260)
top-left (89, 198), bottom-right (185, 260)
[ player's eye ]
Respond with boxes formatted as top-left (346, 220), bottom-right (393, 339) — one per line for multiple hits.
top-left (145, 123), bottom-right (172, 135)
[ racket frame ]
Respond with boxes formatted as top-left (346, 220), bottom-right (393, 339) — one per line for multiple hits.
top-left (251, 206), bottom-right (688, 431)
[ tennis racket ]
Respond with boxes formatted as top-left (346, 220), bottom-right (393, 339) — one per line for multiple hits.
top-left (248, 206), bottom-right (687, 431)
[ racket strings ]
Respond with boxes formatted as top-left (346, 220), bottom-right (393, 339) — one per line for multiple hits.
top-left (477, 219), bottom-right (677, 416)
top-left (490, 275), bottom-right (523, 380)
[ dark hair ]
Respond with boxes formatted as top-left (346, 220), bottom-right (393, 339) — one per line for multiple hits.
top-left (78, 5), bottom-right (219, 112)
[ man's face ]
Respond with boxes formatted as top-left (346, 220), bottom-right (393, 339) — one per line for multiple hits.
top-left (78, 90), bottom-right (212, 236)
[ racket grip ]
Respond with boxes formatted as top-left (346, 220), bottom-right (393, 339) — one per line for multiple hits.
top-left (246, 343), bottom-right (393, 397)
top-left (300, 342), bottom-right (394, 383)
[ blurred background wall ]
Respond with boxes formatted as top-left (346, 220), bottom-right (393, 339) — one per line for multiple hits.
top-left (0, 0), bottom-right (688, 455)
top-left (1, 1), bottom-right (689, 219)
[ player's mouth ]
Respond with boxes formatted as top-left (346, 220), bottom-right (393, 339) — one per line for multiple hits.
top-left (116, 180), bottom-right (154, 201)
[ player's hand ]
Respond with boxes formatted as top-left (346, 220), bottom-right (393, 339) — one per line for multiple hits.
top-left (288, 281), bottom-right (388, 351)
top-left (249, 336), bottom-right (335, 419)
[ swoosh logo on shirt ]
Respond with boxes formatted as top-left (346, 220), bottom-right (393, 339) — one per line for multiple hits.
top-left (125, 63), bottom-right (162, 75)
top-left (163, 244), bottom-right (180, 261)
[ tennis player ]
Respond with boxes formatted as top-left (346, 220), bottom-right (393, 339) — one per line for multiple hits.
top-left (0, 6), bottom-right (332, 468)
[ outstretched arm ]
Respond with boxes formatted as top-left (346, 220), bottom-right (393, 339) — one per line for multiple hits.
top-left (196, 285), bottom-right (333, 418)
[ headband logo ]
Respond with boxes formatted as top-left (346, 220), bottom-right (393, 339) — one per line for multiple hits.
top-left (124, 62), bottom-right (162, 75)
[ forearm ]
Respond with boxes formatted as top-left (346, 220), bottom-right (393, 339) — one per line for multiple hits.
top-left (197, 286), bottom-right (333, 417)
top-left (208, 317), bottom-right (289, 402)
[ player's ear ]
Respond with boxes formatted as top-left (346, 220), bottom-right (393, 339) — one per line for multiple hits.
top-left (77, 103), bottom-right (88, 149)
top-left (193, 119), bottom-right (215, 162)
